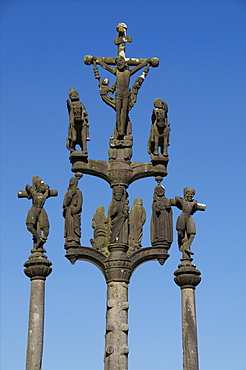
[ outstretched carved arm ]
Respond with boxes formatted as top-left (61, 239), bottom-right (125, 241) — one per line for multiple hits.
top-left (95, 58), bottom-right (116, 75)
top-left (130, 60), bottom-right (150, 76)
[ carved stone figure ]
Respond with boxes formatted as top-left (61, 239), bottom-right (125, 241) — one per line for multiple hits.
top-left (90, 206), bottom-right (109, 256)
top-left (93, 60), bottom-right (149, 139)
top-left (128, 198), bottom-right (146, 256)
top-left (92, 56), bottom-right (151, 138)
top-left (109, 185), bottom-right (129, 244)
top-left (24, 177), bottom-right (51, 249)
top-left (62, 176), bottom-right (83, 247)
top-left (172, 188), bottom-right (206, 259)
top-left (148, 99), bottom-right (170, 158)
top-left (66, 88), bottom-right (90, 154)
top-left (150, 184), bottom-right (173, 248)
top-left (129, 67), bottom-right (149, 109)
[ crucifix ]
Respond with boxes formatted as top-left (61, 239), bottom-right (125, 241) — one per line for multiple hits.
top-left (84, 23), bottom-right (159, 138)
top-left (62, 23), bottom-right (206, 369)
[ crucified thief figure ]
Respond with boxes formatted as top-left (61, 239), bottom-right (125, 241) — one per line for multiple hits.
top-left (172, 187), bottom-right (206, 259)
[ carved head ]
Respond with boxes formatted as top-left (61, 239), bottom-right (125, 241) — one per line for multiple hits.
top-left (116, 23), bottom-right (127, 36)
top-left (154, 184), bottom-right (165, 197)
top-left (33, 177), bottom-right (45, 192)
top-left (115, 55), bottom-right (126, 69)
top-left (184, 187), bottom-right (195, 201)
top-left (69, 88), bottom-right (79, 101)
top-left (102, 78), bottom-right (110, 86)
top-left (113, 185), bottom-right (125, 201)
top-left (134, 198), bottom-right (143, 206)
top-left (154, 99), bottom-right (168, 112)
top-left (69, 177), bottom-right (78, 189)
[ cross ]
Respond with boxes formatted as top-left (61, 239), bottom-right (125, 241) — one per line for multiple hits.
top-left (84, 23), bottom-right (159, 138)
top-left (18, 176), bottom-right (58, 199)
top-left (84, 22), bottom-right (159, 68)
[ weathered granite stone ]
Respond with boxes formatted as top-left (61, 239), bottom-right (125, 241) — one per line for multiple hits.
top-left (104, 281), bottom-right (129, 370)
top-left (62, 176), bottom-right (82, 248)
top-left (128, 198), bottom-right (146, 256)
top-left (171, 188), bottom-right (206, 259)
top-left (66, 88), bottom-right (90, 155)
top-left (151, 183), bottom-right (173, 248)
top-left (148, 99), bottom-right (170, 159)
top-left (18, 176), bottom-right (58, 249)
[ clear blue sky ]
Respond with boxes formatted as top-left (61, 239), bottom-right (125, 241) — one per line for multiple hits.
top-left (1, 1), bottom-right (246, 369)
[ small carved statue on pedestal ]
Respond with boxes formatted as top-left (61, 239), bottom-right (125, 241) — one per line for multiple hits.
top-left (148, 99), bottom-right (170, 159)
top-left (128, 198), bottom-right (146, 256)
top-left (66, 88), bottom-right (90, 155)
top-left (151, 183), bottom-right (173, 249)
top-left (109, 185), bottom-right (129, 244)
top-left (24, 177), bottom-right (51, 249)
top-left (172, 187), bottom-right (206, 259)
top-left (62, 176), bottom-right (83, 247)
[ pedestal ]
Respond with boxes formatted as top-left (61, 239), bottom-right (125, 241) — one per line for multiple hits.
top-left (174, 259), bottom-right (201, 370)
top-left (24, 248), bottom-right (52, 370)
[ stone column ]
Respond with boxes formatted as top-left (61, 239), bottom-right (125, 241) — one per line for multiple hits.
top-left (104, 243), bottom-right (131, 370)
top-left (24, 248), bottom-right (52, 370)
top-left (174, 259), bottom-right (201, 370)
top-left (104, 281), bottom-right (129, 370)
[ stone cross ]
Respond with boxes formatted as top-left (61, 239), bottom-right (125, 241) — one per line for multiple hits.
top-left (84, 23), bottom-right (159, 139)
top-left (18, 176), bottom-right (58, 199)
top-left (84, 22), bottom-right (159, 68)
top-left (114, 23), bottom-right (132, 58)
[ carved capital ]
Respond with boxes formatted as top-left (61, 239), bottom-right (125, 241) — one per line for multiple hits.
top-left (105, 243), bottom-right (131, 283)
top-left (174, 261), bottom-right (201, 289)
top-left (24, 250), bottom-right (52, 280)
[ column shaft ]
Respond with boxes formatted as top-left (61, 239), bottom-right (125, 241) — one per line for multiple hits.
top-left (104, 281), bottom-right (129, 370)
top-left (181, 288), bottom-right (199, 370)
top-left (26, 279), bottom-right (45, 370)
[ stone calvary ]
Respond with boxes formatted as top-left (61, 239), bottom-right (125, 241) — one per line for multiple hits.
top-left (18, 23), bottom-right (206, 370)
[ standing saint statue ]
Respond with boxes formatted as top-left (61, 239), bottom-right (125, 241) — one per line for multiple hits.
top-left (66, 88), bottom-right (90, 154)
top-left (90, 206), bottom-right (109, 256)
top-left (24, 177), bottom-right (52, 249)
top-left (109, 185), bottom-right (129, 244)
top-left (62, 176), bottom-right (83, 247)
top-left (150, 184), bottom-right (173, 248)
top-left (172, 187), bottom-right (206, 259)
top-left (128, 198), bottom-right (146, 256)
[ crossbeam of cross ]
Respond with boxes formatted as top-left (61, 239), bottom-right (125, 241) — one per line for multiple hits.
top-left (84, 22), bottom-right (159, 67)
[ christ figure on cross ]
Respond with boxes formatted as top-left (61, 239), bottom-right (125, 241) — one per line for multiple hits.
top-left (94, 55), bottom-right (150, 138)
